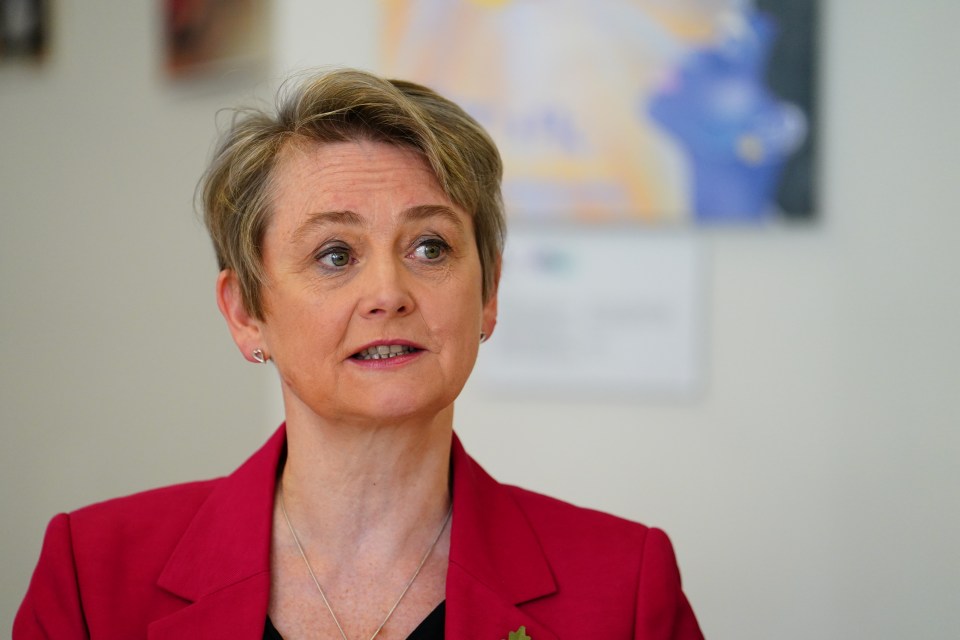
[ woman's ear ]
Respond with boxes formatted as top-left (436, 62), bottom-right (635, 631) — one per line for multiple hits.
top-left (216, 270), bottom-right (265, 362)
top-left (480, 257), bottom-right (501, 341)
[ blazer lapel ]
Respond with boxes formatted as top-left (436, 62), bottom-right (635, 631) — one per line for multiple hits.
top-left (445, 563), bottom-right (559, 640)
top-left (148, 426), bottom-right (287, 640)
top-left (145, 428), bottom-right (559, 638)
top-left (446, 435), bottom-right (559, 640)
top-left (147, 573), bottom-right (270, 640)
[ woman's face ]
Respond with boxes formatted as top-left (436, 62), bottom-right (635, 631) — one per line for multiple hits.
top-left (224, 139), bottom-right (497, 428)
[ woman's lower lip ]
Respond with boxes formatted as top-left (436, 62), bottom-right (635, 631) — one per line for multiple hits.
top-left (349, 351), bottom-right (422, 368)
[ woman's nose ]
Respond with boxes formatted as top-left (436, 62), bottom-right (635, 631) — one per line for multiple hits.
top-left (358, 256), bottom-right (415, 318)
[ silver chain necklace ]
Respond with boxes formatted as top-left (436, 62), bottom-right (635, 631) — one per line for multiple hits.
top-left (278, 484), bottom-right (452, 640)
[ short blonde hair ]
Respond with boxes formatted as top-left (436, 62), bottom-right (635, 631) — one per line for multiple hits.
top-left (201, 68), bottom-right (505, 319)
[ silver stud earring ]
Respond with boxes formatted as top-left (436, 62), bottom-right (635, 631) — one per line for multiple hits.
top-left (252, 348), bottom-right (267, 363)
top-left (480, 332), bottom-right (487, 343)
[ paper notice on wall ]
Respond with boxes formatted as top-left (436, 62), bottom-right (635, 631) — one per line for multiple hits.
top-left (473, 230), bottom-right (704, 396)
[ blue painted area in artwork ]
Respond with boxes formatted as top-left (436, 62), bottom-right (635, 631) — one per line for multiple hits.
top-left (459, 99), bottom-right (586, 155)
top-left (648, 11), bottom-right (806, 222)
top-left (503, 106), bottom-right (587, 154)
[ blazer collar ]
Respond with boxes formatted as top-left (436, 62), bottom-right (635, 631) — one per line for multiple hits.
top-left (150, 427), bottom-right (559, 639)
top-left (446, 435), bottom-right (559, 639)
top-left (150, 425), bottom-right (286, 639)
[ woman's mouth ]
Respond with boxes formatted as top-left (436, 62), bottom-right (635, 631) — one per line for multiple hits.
top-left (351, 344), bottom-right (420, 361)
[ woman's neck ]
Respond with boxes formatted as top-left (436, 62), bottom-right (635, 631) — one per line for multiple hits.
top-left (277, 401), bottom-right (454, 557)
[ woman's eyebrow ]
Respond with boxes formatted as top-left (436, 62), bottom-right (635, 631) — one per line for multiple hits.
top-left (290, 210), bottom-right (364, 243)
top-left (290, 205), bottom-right (464, 243)
top-left (401, 204), bottom-right (466, 231)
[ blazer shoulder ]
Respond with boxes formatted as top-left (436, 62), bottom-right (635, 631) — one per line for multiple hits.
top-left (65, 477), bottom-right (223, 564)
top-left (71, 477), bottom-right (221, 526)
top-left (505, 483), bottom-right (652, 542)
top-left (496, 485), bottom-right (705, 637)
top-left (501, 484), bottom-right (662, 586)
top-left (16, 478), bottom-right (227, 639)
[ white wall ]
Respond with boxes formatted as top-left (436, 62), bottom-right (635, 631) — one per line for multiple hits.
top-left (3, 1), bottom-right (958, 638)
top-left (0, 0), bottom-right (279, 627)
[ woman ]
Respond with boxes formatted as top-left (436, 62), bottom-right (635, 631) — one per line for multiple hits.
top-left (15, 69), bottom-right (704, 639)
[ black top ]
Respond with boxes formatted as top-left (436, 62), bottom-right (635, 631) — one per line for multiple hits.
top-left (263, 602), bottom-right (445, 639)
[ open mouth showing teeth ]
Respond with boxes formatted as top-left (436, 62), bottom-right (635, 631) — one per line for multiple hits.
top-left (352, 345), bottom-right (419, 360)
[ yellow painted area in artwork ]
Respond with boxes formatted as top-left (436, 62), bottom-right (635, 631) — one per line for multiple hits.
top-left (378, 0), bottom-right (713, 222)
top-left (466, 0), bottom-right (512, 8)
top-left (643, 5), bottom-right (718, 43)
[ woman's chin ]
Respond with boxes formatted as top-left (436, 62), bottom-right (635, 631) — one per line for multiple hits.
top-left (293, 389), bottom-right (457, 431)
top-left (359, 392), bottom-right (454, 427)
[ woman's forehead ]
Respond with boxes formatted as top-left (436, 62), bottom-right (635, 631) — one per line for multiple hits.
top-left (267, 140), bottom-right (466, 237)
top-left (277, 137), bottom-right (429, 177)
top-left (274, 140), bottom-right (436, 196)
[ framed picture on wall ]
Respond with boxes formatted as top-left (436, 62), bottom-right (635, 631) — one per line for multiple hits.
top-left (0, 0), bottom-right (48, 63)
top-left (162, 0), bottom-right (269, 78)
top-left (381, 0), bottom-right (819, 225)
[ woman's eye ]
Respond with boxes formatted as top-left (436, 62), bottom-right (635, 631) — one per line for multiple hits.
top-left (318, 248), bottom-right (351, 268)
top-left (413, 240), bottom-right (448, 261)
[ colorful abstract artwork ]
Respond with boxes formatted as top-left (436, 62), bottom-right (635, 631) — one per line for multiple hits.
top-left (381, 0), bottom-right (818, 224)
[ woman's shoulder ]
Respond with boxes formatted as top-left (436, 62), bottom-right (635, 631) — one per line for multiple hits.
top-left (505, 483), bottom-right (653, 539)
top-left (52, 428), bottom-right (284, 574)
top-left (70, 476), bottom-right (221, 522)
top-left (501, 483), bottom-right (680, 572)
top-left (495, 484), bottom-right (697, 636)
top-left (61, 477), bottom-right (224, 556)
top-left (453, 436), bottom-right (670, 564)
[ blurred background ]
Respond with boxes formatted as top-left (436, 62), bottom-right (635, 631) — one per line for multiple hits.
top-left (2, 1), bottom-right (958, 637)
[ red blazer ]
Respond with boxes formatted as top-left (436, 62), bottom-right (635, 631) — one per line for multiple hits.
top-left (15, 426), bottom-right (704, 639)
